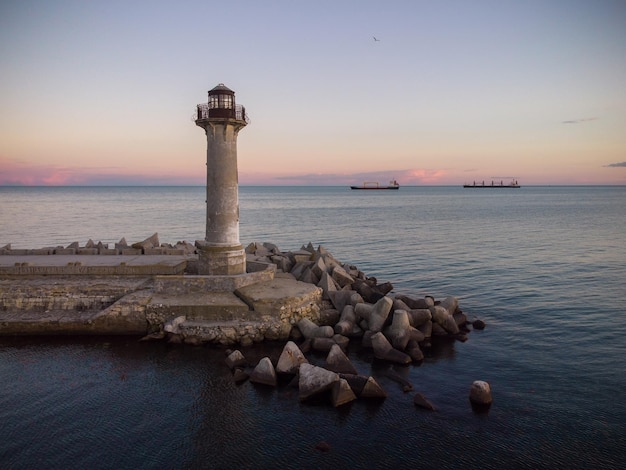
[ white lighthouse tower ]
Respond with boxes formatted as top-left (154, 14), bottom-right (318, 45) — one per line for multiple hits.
top-left (195, 83), bottom-right (248, 275)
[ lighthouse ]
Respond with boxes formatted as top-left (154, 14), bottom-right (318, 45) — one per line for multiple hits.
top-left (195, 83), bottom-right (248, 275)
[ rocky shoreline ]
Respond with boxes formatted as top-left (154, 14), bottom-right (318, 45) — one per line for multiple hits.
top-left (212, 241), bottom-right (490, 412)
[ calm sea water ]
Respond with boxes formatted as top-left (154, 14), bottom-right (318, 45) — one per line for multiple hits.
top-left (1, 185), bottom-right (625, 469)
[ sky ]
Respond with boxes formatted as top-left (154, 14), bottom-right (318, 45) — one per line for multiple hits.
top-left (1, 0), bottom-right (625, 186)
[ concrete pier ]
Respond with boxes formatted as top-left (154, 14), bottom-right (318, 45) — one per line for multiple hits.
top-left (0, 252), bottom-right (322, 343)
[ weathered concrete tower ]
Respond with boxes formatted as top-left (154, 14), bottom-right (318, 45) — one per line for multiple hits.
top-left (195, 83), bottom-right (248, 275)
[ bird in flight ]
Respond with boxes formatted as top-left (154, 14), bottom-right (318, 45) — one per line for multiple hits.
top-left (373, 36), bottom-right (380, 42)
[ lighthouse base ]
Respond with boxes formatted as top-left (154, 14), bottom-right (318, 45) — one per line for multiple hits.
top-left (195, 241), bottom-right (246, 275)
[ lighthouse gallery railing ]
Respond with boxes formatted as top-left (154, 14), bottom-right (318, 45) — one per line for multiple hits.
top-left (195, 103), bottom-right (250, 123)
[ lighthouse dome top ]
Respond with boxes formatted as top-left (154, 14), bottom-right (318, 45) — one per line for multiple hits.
top-left (209, 83), bottom-right (234, 94)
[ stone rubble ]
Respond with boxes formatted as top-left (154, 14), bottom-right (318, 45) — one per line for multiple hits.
top-left (244, 241), bottom-right (483, 363)
top-left (218, 241), bottom-right (488, 411)
top-left (0, 234), bottom-right (198, 256)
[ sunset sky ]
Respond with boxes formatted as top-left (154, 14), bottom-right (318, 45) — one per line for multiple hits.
top-left (1, 0), bottom-right (625, 186)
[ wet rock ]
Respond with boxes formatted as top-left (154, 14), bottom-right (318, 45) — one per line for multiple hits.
top-left (469, 380), bottom-right (493, 412)
top-left (442, 314), bottom-right (460, 335)
top-left (383, 368), bottom-right (413, 392)
top-left (431, 322), bottom-right (448, 336)
top-left (311, 337), bottom-right (337, 352)
top-left (184, 336), bottom-right (204, 346)
top-left (276, 341), bottom-right (308, 375)
top-left (326, 344), bottom-right (358, 375)
top-left (370, 332), bottom-right (411, 364)
top-left (167, 333), bottom-right (183, 344)
top-left (472, 318), bottom-right (486, 330)
top-left (431, 305), bottom-right (459, 335)
top-left (438, 296), bottom-right (459, 315)
top-left (250, 357), bottom-right (277, 387)
top-left (453, 311), bottom-right (468, 327)
top-left (414, 393), bottom-right (437, 411)
top-left (139, 331), bottom-right (166, 341)
top-left (298, 363), bottom-right (339, 401)
top-left (339, 374), bottom-right (368, 396)
top-left (332, 334), bottom-right (350, 350)
top-left (297, 318), bottom-right (334, 339)
top-left (360, 376), bottom-right (387, 399)
top-left (232, 368), bottom-right (249, 384)
top-left (361, 330), bottom-right (374, 348)
top-left (331, 378), bottom-right (357, 407)
top-left (163, 315), bottom-right (186, 335)
top-left (418, 320), bottom-right (432, 339)
top-left (406, 339), bottom-right (424, 362)
top-left (314, 441), bottom-right (331, 452)
top-left (225, 350), bottom-right (247, 370)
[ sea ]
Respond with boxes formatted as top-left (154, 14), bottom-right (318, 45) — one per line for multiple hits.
top-left (0, 185), bottom-right (625, 469)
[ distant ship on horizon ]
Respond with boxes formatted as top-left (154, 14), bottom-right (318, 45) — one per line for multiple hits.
top-left (463, 179), bottom-right (520, 189)
top-left (350, 180), bottom-right (400, 190)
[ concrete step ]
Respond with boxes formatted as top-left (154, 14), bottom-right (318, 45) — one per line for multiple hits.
top-left (147, 292), bottom-right (257, 322)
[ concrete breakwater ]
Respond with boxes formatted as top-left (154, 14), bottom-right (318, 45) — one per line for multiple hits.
top-left (0, 233), bottom-right (197, 257)
top-left (0, 237), bottom-right (485, 352)
top-left (0, 237), bottom-right (489, 410)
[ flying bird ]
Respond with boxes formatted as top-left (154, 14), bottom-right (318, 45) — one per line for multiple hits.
top-left (373, 36), bottom-right (380, 42)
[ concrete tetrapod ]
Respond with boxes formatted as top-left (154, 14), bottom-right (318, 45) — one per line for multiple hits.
top-left (298, 363), bottom-right (340, 401)
top-left (225, 349), bottom-right (247, 370)
top-left (438, 296), bottom-right (459, 316)
top-left (407, 308), bottom-right (432, 327)
top-left (430, 305), bottom-right (460, 335)
top-left (297, 318), bottom-right (334, 339)
top-left (327, 290), bottom-right (363, 315)
top-left (325, 343), bottom-right (358, 375)
top-left (338, 374), bottom-right (387, 399)
top-left (405, 339), bottom-right (424, 362)
top-left (370, 332), bottom-right (412, 365)
top-left (394, 294), bottom-right (435, 310)
top-left (334, 304), bottom-right (357, 336)
top-left (360, 376), bottom-right (388, 399)
top-left (276, 341), bottom-right (308, 375)
top-left (384, 310), bottom-right (418, 350)
top-left (331, 378), bottom-right (357, 407)
top-left (311, 334), bottom-right (349, 352)
top-left (249, 357), bottom-right (277, 387)
top-left (355, 296), bottom-right (393, 332)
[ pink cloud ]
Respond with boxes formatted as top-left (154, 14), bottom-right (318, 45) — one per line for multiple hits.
top-left (0, 158), bottom-right (205, 186)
